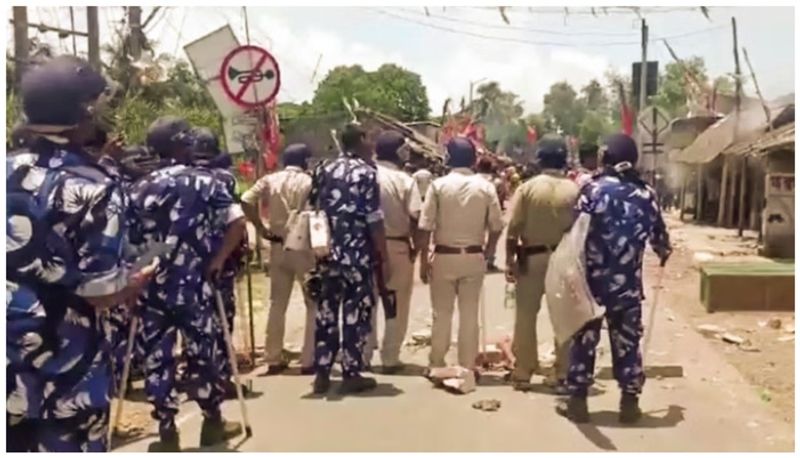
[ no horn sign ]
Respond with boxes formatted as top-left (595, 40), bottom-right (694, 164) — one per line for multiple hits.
top-left (220, 45), bottom-right (281, 108)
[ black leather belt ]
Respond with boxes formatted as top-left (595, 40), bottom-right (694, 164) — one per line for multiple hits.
top-left (434, 245), bottom-right (483, 254)
top-left (520, 245), bottom-right (558, 257)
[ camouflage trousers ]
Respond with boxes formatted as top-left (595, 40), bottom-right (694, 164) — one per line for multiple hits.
top-left (313, 265), bottom-right (375, 378)
top-left (139, 298), bottom-right (227, 434)
top-left (566, 302), bottom-right (645, 397)
top-left (7, 409), bottom-right (109, 452)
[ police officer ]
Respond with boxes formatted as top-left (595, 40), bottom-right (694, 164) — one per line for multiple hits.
top-left (505, 135), bottom-right (579, 392)
top-left (241, 144), bottom-right (317, 375)
top-left (308, 124), bottom-right (389, 394)
top-left (557, 134), bottom-right (672, 424)
top-left (365, 131), bottom-right (422, 373)
top-left (130, 116), bottom-right (246, 451)
top-left (6, 55), bottom-right (154, 452)
top-left (418, 138), bottom-right (504, 372)
top-left (476, 156), bottom-right (503, 272)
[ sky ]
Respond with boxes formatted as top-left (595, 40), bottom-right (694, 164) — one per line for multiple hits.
top-left (9, 6), bottom-right (796, 115)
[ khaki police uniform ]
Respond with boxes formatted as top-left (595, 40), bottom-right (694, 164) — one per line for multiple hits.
top-left (506, 169), bottom-right (579, 382)
top-left (412, 168), bottom-right (433, 201)
top-left (365, 160), bottom-right (422, 367)
top-left (241, 166), bottom-right (316, 368)
top-left (419, 168), bottom-right (504, 369)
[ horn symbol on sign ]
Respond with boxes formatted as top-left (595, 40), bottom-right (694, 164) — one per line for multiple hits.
top-left (227, 66), bottom-right (276, 84)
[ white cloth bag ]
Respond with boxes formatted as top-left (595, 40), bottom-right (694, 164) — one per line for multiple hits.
top-left (545, 212), bottom-right (605, 346)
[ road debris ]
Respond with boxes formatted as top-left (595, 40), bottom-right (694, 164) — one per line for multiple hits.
top-left (472, 399), bottom-right (501, 412)
top-left (739, 342), bottom-right (760, 352)
top-left (783, 323), bottom-right (795, 334)
top-left (428, 366), bottom-right (476, 394)
top-left (777, 335), bottom-right (794, 343)
top-left (721, 333), bottom-right (746, 345)
top-left (767, 317), bottom-right (783, 329)
top-left (697, 324), bottom-right (725, 338)
top-left (408, 330), bottom-right (432, 347)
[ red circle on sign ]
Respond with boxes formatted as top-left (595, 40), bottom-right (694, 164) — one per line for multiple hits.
top-left (219, 45), bottom-right (281, 108)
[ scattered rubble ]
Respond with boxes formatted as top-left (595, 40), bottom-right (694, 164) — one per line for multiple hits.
top-left (472, 399), bottom-right (502, 412)
top-left (408, 330), bottom-right (432, 347)
top-left (721, 333), bottom-right (746, 345)
top-left (767, 318), bottom-right (783, 330)
top-left (777, 335), bottom-right (794, 343)
top-left (428, 366), bottom-right (476, 394)
top-left (697, 324), bottom-right (725, 338)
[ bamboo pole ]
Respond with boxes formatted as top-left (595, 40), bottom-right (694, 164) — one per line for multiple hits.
top-left (717, 158), bottom-right (729, 225)
top-left (696, 164), bottom-right (705, 221)
top-left (737, 157), bottom-right (748, 235)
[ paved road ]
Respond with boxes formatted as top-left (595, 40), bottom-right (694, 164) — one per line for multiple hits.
top-left (117, 245), bottom-right (794, 452)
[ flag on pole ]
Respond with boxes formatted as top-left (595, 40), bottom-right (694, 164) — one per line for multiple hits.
top-left (526, 125), bottom-right (538, 144)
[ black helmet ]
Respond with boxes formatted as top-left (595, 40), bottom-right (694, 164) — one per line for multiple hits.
top-left (192, 127), bottom-right (221, 157)
top-left (146, 116), bottom-right (195, 158)
top-left (534, 134), bottom-right (568, 169)
top-left (21, 55), bottom-right (108, 128)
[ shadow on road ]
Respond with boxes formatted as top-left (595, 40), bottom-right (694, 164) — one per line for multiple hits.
top-left (569, 405), bottom-right (686, 451)
top-left (516, 383), bottom-right (606, 397)
top-left (110, 431), bottom-right (158, 451)
top-left (300, 382), bottom-right (405, 402)
top-left (182, 442), bottom-right (242, 452)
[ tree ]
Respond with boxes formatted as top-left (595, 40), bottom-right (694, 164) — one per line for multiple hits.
top-left (472, 81), bottom-right (524, 123)
top-left (580, 79), bottom-right (609, 113)
top-left (312, 64), bottom-right (431, 122)
top-left (578, 110), bottom-right (613, 145)
top-left (542, 81), bottom-right (585, 136)
top-left (651, 57), bottom-right (708, 117)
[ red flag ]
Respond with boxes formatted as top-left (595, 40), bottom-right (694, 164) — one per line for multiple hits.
top-left (526, 125), bottom-right (538, 144)
top-left (621, 103), bottom-right (634, 136)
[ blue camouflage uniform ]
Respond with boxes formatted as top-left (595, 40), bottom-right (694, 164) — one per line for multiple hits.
top-left (565, 172), bottom-right (671, 397)
top-left (129, 163), bottom-right (235, 435)
top-left (7, 143), bottom-right (129, 452)
top-left (308, 153), bottom-right (384, 378)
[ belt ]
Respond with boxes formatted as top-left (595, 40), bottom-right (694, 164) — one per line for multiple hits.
top-left (434, 245), bottom-right (483, 254)
top-left (520, 245), bottom-right (558, 257)
top-left (386, 235), bottom-right (411, 244)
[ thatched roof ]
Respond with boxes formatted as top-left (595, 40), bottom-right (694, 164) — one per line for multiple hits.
top-left (354, 108), bottom-right (444, 162)
top-left (724, 122), bottom-right (795, 157)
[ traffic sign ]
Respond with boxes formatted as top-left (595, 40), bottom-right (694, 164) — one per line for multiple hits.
top-left (219, 45), bottom-right (281, 108)
top-left (637, 105), bottom-right (670, 138)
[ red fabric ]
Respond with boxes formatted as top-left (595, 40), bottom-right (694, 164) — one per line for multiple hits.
top-left (526, 125), bottom-right (538, 144)
top-left (621, 103), bottom-right (634, 136)
top-left (238, 161), bottom-right (255, 182)
top-left (261, 101), bottom-right (281, 172)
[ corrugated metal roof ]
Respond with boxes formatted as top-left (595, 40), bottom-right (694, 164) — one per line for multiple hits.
top-left (724, 123), bottom-right (795, 157)
top-left (671, 97), bottom-right (793, 164)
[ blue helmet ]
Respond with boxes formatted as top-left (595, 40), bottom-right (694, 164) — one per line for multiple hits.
top-left (21, 55), bottom-right (108, 128)
top-left (146, 116), bottom-right (195, 159)
top-left (602, 133), bottom-right (638, 168)
top-left (445, 137), bottom-right (476, 168)
top-left (535, 134), bottom-right (568, 170)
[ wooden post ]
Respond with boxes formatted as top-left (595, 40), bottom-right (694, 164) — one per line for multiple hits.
top-left (738, 157), bottom-right (748, 235)
top-left (717, 158), bottom-right (729, 225)
top-left (12, 6), bottom-right (29, 85)
top-left (129, 6), bottom-right (143, 60)
top-left (743, 48), bottom-right (772, 129)
top-left (636, 19), bottom-right (648, 157)
top-left (696, 164), bottom-right (705, 221)
top-left (69, 7), bottom-right (77, 56)
top-left (726, 159), bottom-right (738, 227)
top-left (731, 16), bottom-right (743, 231)
top-left (679, 165), bottom-right (687, 221)
top-left (87, 7), bottom-right (100, 70)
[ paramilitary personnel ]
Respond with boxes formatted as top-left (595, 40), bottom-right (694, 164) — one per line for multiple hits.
top-left (241, 144), bottom-right (318, 375)
top-left (505, 134), bottom-right (579, 392)
top-left (557, 133), bottom-right (672, 424)
top-left (308, 124), bottom-right (389, 395)
top-left (7, 56), bottom-right (154, 452)
top-left (418, 137), bottom-right (504, 373)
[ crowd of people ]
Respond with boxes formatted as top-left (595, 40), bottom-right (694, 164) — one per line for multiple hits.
top-left (6, 55), bottom-right (672, 452)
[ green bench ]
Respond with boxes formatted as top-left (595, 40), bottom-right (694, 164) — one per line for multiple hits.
top-left (699, 261), bottom-right (795, 312)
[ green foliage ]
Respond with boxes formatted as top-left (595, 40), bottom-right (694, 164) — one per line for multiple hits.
top-left (543, 81), bottom-right (585, 136)
top-left (111, 93), bottom-right (222, 145)
top-left (651, 57), bottom-right (707, 117)
top-left (312, 64), bottom-right (431, 122)
top-left (578, 110), bottom-right (613, 145)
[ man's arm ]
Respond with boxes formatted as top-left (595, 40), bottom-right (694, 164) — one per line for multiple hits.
top-left (417, 184), bottom-right (438, 284)
top-left (240, 175), bottom-right (274, 240)
top-left (485, 183), bottom-right (505, 262)
top-left (407, 179), bottom-right (423, 259)
top-left (648, 190), bottom-right (672, 266)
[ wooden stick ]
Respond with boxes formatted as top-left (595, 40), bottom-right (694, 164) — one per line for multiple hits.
top-left (742, 47), bottom-right (773, 130)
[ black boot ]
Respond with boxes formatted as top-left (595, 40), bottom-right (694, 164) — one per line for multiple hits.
top-left (313, 373), bottom-right (331, 394)
top-left (199, 416), bottom-right (242, 447)
top-left (555, 395), bottom-right (590, 424)
top-left (339, 374), bottom-right (377, 394)
top-left (147, 429), bottom-right (180, 452)
top-left (619, 393), bottom-right (643, 424)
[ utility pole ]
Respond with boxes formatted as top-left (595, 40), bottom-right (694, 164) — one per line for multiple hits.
top-left (87, 7), bottom-right (100, 70)
top-left (129, 6), bottom-right (143, 60)
top-left (69, 7), bottom-right (77, 55)
top-left (732, 17), bottom-right (747, 236)
top-left (637, 19), bottom-right (648, 175)
top-left (12, 6), bottom-right (29, 85)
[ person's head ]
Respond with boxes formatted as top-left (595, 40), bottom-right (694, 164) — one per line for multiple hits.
top-left (341, 123), bottom-right (372, 158)
top-left (20, 55), bottom-right (111, 147)
top-left (476, 156), bottom-right (495, 175)
top-left (281, 143), bottom-right (312, 170)
top-left (445, 137), bottom-right (477, 169)
top-left (146, 116), bottom-right (196, 164)
top-left (602, 133), bottom-right (639, 171)
top-left (375, 130), bottom-right (408, 166)
top-left (578, 143), bottom-right (599, 170)
top-left (534, 134), bottom-right (568, 171)
top-left (192, 127), bottom-right (221, 158)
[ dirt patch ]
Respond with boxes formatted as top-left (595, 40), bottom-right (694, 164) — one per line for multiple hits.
top-left (652, 219), bottom-right (795, 425)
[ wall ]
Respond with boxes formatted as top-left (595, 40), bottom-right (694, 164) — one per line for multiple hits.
top-left (762, 148), bottom-right (795, 258)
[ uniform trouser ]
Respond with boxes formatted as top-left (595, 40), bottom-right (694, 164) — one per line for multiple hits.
top-left (566, 301), bottom-right (645, 397)
top-left (264, 244), bottom-right (316, 368)
top-left (216, 275), bottom-right (236, 378)
top-left (428, 252), bottom-right (485, 369)
top-left (365, 239), bottom-right (414, 367)
top-left (140, 300), bottom-right (226, 434)
top-left (314, 265), bottom-right (374, 378)
top-left (511, 252), bottom-right (569, 382)
top-left (7, 409), bottom-right (109, 452)
top-left (105, 306), bottom-right (140, 396)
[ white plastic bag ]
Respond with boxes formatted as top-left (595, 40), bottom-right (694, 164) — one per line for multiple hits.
top-left (545, 213), bottom-right (605, 346)
top-left (284, 210), bottom-right (311, 252)
top-left (308, 210), bottom-right (331, 258)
